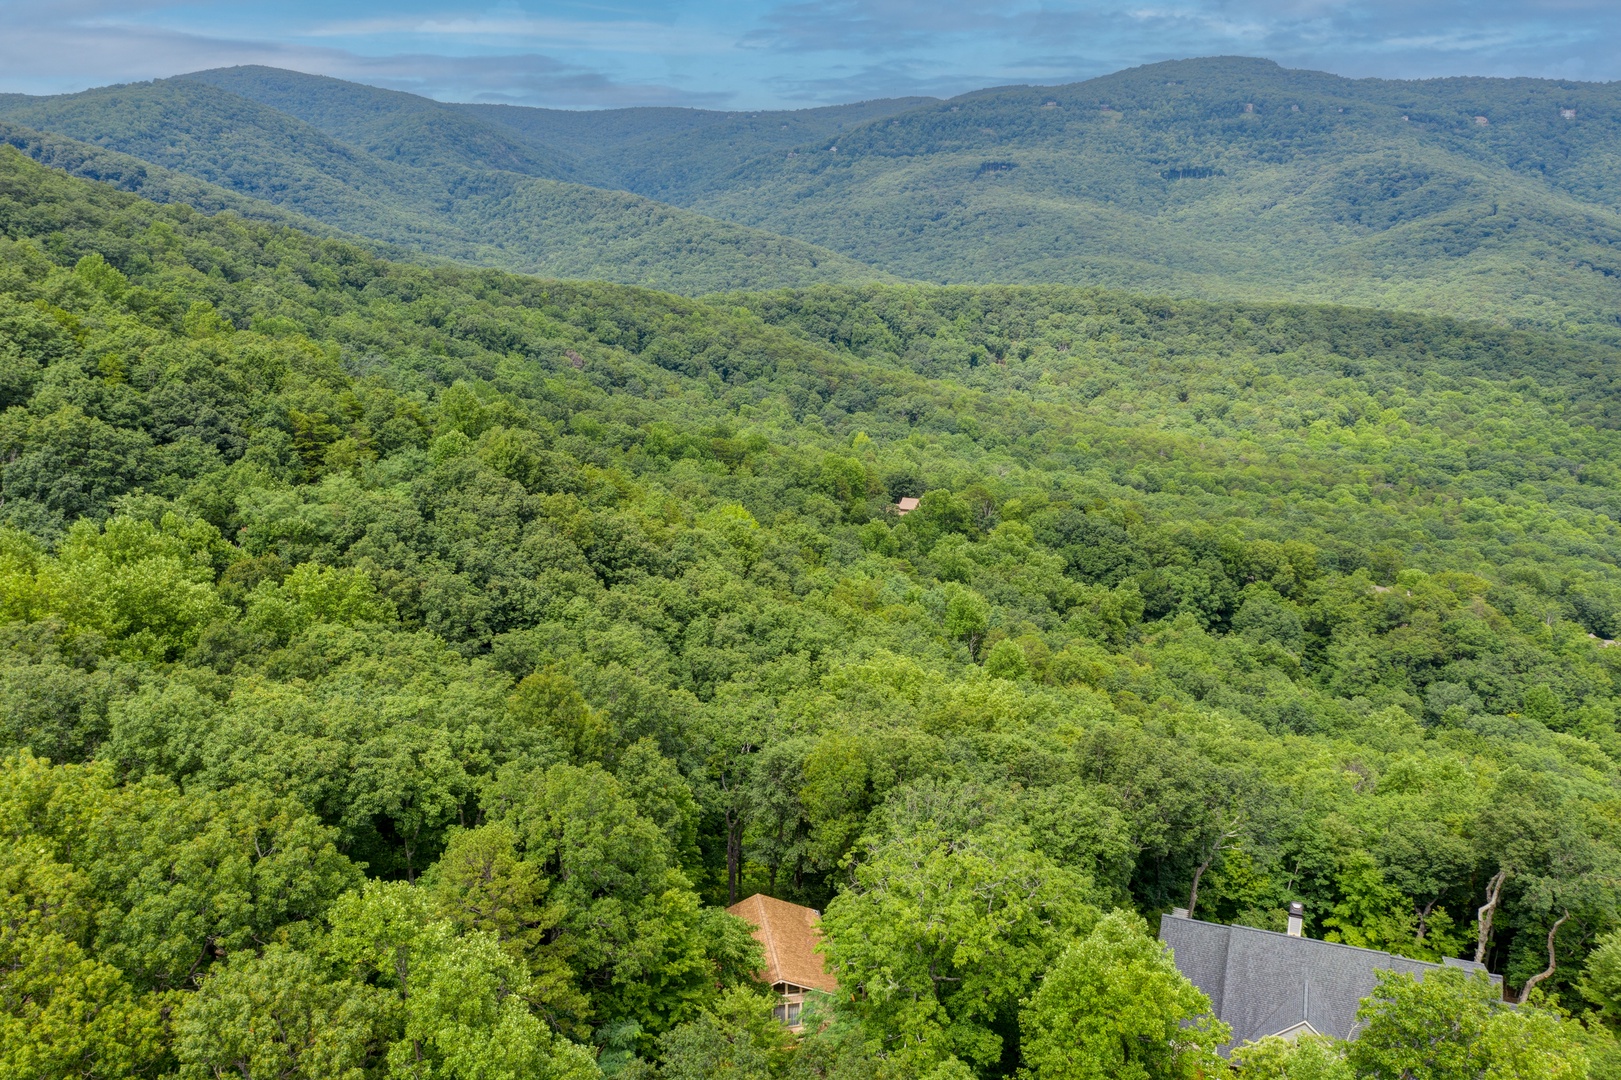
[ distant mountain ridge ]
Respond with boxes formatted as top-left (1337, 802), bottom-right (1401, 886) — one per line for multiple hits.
top-left (0, 119), bottom-right (352, 240)
top-left (179, 65), bottom-right (931, 189)
top-left (181, 67), bottom-right (580, 180)
top-left (0, 74), bottom-right (901, 293)
top-left (643, 56), bottom-right (1621, 339)
top-left (5, 58), bottom-right (1621, 336)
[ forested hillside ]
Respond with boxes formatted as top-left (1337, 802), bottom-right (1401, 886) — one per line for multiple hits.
top-left (668, 57), bottom-right (1621, 341)
top-left (3, 148), bottom-right (1621, 1077)
top-left (183, 65), bottom-right (927, 188)
top-left (0, 80), bottom-right (893, 294)
top-left (0, 120), bottom-right (353, 239)
top-left (10, 59), bottom-right (1621, 340)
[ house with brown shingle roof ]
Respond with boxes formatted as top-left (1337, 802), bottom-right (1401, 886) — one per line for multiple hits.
top-left (726, 894), bottom-right (837, 1029)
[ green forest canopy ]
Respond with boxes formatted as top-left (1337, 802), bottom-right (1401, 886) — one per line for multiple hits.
top-left (2, 146), bottom-right (1621, 1078)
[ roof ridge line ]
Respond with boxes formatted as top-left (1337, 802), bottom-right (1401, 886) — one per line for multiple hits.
top-left (761, 899), bottom-right (785, 983)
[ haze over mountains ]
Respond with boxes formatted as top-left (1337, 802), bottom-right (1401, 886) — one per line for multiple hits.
top-left (2, 57), bottom-right (1620, 340)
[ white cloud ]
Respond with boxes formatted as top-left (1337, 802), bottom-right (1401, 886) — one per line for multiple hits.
top-left (332, 52), bottom-right (732, 107)
top-left (299, 14), bottom-right (733, 56)
top-left (743, 0), bottom-right (1621, 84)
top-left (0, 5), bottom-right (730, 106)
top-left (0, 0), bottom-right (1615, 108)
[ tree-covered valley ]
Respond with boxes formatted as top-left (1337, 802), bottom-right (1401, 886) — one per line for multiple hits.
top-left (3, 135), bottom-right (1621, 1078)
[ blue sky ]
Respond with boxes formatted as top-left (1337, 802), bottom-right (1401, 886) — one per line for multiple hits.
top-left (0, 1), bottom-right (1617, 109)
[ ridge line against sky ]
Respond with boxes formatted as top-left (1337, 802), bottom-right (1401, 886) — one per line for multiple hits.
top-left (0, 1), bottom-right (1617, 111)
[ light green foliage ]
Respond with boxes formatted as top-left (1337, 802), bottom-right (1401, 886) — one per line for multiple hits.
top-left (122, 625), bottom-right (531, 879)
top-left (483, 762), bottom-right (763, 1043)
top-left (2, 146), bottom-right (1621, 1080)
top-left (983, 639), bottom-right (1030, 680)
top-left (1018, 911), bottom-right (1229, 1080)
top-left (0, 752), bottom-right (362, 992)
top-left (1348, 968), bottom-right (1586, 1080)
top-left (388, 927), bottom-right (602, 1080)
top-left (508, 667), bottom-right (610, 766)
top-left (0, 773), bottom-right (171, 1078)
top-left (84, 779), bottom-right (362, 991)
top-left (615, 738), bottom-right (702, 871)
top-left (103, 677), bottom-right (221, 782)
top-left (783, 1002), bottom-right (883, 1080)
top-left (822, 824), bottom-right (1096, 1074)
top-left (943, 584), bottom-right (991, 659)
top-left (1582, 931), bottom-right (1621, 1026)
top-left (657, 988), bottom-right (795, 1080)
top-left (0, 929), bottom-right (171, 1080)
top-left (426, 822), bottom-right (555, 954)
top-left (819, 455), bottom-right (873, 519)
top-left (242, 561), bottom-right (396, 641)
top-left (1231, 1036), bottom-right (1352, 1080)
top-left (0, 753), bottom-right (351, 1078)
top-left (319, 881), bottom-right (603, 1080)
top-left (424, 821), bottom-right (588, 1035)
top-left (0, 515), bottom-right (230, 660)
top-left (173, 946), bottom-right (386, 1080)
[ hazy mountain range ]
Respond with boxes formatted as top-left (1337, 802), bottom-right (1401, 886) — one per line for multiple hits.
top-left (4, 56), bottom-right (1619, 339)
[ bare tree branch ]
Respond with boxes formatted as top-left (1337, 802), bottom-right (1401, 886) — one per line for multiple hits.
top-left (1517, 909), bottom-right (1570, 1004)
top-left (1475, 868), bottom-right (1508, 965)
top-left (1416, 896), bottom-right (1439, 943)
top-left (1187, 814), bottom-right (1244, 918)
top-left (1187, 856), bottom-right (1213, 920)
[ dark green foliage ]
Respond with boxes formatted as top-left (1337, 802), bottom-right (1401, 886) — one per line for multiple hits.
top-left (0, 149), bottom-right (1614, 1077)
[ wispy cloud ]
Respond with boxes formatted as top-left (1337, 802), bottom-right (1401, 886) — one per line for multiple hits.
top-left (743, 0), bottom-right (1621, 87)
top-left (743, 0), bottom-right (1035, 54)
top-left (767, 61), bottom-right (1005, 102)
top-left (0, 0), bottom-right (1615, 109)
top-left (300, 14), bottom-right (733, 56)
top-left (0, 3), bottom-right (730, 106)
top-left (334, 52), bottom-right (733, 107)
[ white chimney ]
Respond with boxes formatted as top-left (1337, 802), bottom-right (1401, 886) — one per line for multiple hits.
top-left (1286, 902), bottom-right (1305, 937)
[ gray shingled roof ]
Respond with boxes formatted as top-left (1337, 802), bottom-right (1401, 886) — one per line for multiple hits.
top-left (1158, 912), bottom-right (1499, 1052)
